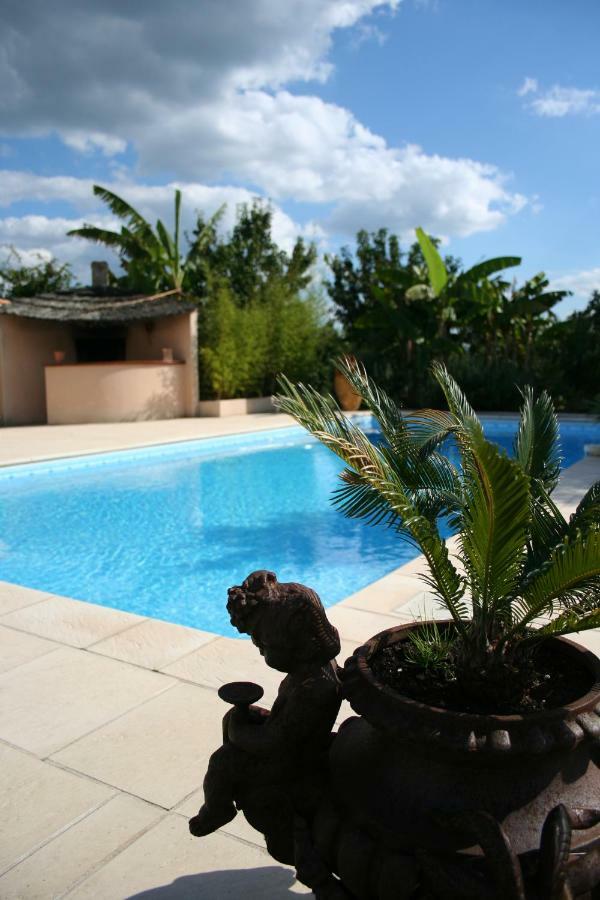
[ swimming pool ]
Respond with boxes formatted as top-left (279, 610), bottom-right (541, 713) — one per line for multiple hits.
top-left (0, 417), bottom-right (598, 636)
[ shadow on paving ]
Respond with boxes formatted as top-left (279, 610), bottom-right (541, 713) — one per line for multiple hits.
top-left (126, 865), bottom-right (306, 898)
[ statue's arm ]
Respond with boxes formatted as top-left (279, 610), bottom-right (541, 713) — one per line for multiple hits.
top-left (227, 705), bottom-right (283, 755)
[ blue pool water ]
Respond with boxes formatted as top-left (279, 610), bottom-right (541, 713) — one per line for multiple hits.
top-left (0, 417), bottom-right (598, 636)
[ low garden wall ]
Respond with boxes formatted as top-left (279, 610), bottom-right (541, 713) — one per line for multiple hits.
top-left (196, 396), bottom-right (275, 417)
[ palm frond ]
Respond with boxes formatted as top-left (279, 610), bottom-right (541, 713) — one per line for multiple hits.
top-left (92, 185), bottom-right (153, 237)
top-left (569, 481), bottom-right (600, 535)
top-left (458, 434), bottom-right (530, 619)
top-left (156, 219), bottom-right (175, 258)
top-left (511, 528), bottom-right (600, 631)
top-left (332, 469), bottom-right (402, 530)
top-left (524, 490), bottom-right (569, 575)
top-left (333, 356), bottom-right (406, 448)
top-left (524, 607), bottom-right (600, 643)
top-left (275, 374), bottom-right (469, 629)
top-left (431, 362), bottom-right (484, 483)
top-left (513, 387), bottom-right (561, 495)
top-left (67, 225), bottom-right (126, 247)
top-left (403, 409), bottom-right (458, 456)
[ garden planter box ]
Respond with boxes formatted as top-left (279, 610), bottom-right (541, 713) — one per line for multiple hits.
top-left (197, 396), bottom-right (275, 417)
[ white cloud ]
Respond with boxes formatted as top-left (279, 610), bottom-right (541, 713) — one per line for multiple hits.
top-left (61, 132), bottom-right (128, 157)
top-left (519, 78), bottom-right (600, 117)
top-left (517, 77), bottom-right (538, 97)
top-left (0, 173), bottom-right (326, 281)
top-left (552, 267), bottom-right (600, 300)
top-left (0, 0), bottom-right (527, 263)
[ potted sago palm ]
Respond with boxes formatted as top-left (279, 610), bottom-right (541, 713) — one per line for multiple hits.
top-left (275, 358), bottom-right (600, 881)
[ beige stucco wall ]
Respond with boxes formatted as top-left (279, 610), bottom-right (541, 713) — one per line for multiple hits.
top-left (126, 311), bottom-right (198, 415)
top-left (0, 317), bottom-right (75, 425)
top-left (45, 362), bottom-right (186, 424)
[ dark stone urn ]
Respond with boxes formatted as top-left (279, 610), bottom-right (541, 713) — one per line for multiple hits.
top-left (189, 574), bottom-right (600, 899)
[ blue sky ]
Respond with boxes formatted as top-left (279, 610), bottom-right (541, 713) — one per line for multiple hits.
top-left (1, 0), bottom-right (599, 315)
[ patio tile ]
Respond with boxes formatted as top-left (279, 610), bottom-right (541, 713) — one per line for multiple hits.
top-left (392, 592), bottom-right (449, 622)
top-left (0, 625), bottom-right (59, 674)
top-left (339, 574), bottom-right (427, 615)
top-left (162, 636), bottom-right (282, 707)
top-left (67, 814), bottom-right (310, 898)
top-left (0, 793), bottom-right (162, 899)
top-left (0, 646), bottom-right (174, 757)
top-left (52, 682), bottom-right (224, 809)
top-left (175, 789), bottom-right (266, 847)
top-left (0, 581), bottom-right (55, 616)
top-left (90, 618), bottom-right (216, 670)
top-left (0, 743), bottom-right (113, 875)
top-left (572, 629), bottom-right (600, 657)
top-left (0, 594), bottom-right (144, 648)
top-left (325, 605), bottom-right (402, 644)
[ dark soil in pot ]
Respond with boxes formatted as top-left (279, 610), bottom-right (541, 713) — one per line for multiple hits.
top-left (371, 635), bottom-right (594, 716)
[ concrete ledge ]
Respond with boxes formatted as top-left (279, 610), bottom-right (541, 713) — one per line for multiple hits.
top-left (197, 396), bottom-right (275, 417)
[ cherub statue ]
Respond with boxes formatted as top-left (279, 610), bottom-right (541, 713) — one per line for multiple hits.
top-left (189, 570), bottom-right (342, 862)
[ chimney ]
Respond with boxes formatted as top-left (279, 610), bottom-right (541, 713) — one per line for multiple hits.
top-left (91, 261), bottom-right (109, 288)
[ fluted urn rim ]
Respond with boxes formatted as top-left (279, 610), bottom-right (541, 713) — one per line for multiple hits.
top-left (342, 621), bottom-right (600, 758)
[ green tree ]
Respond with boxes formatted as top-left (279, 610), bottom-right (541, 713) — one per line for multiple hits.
top-left (539, 291), bottom-right (600, 411)
top-left (188, 199), bottom-right (316, 304)
top-left (325, 229), bottom-right (462, 403)
top-left (0, 248), bottom-right (74, 297)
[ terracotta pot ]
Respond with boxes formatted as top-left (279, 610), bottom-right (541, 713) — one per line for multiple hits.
top-left (335, 622), bottom-right (600, 857)
top-left (333, 361), bottom-right (361, 412)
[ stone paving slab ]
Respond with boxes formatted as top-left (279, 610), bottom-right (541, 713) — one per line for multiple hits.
top-left (90, 617), bottom-right (217, 670)
top-left (0, 413), bottom-right (295, 467)
top-left (338, 573), bottom-right (432, 615)
top-left (0, 581), bottom-right (59, 616)
top-left (0, 646), bottom-right (174, 757)
top-left (1, 594), bottom-right (144, 648)
top-left (51, 682), bottom-right (223, 810)
top-left (162, 635), bottom-right (283, 707)
top-left (0, 624), bottom-right (59, 674)
top-left (174, 788), bottom-right (267, 848)
top-left (64, 814), bottom-right (310, 898)
top-left (0, 793), bottom-right (163, 900)
top-left (0, 743), bottom-right (114, 876)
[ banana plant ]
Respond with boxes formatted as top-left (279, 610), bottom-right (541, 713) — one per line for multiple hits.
top-left (409, 227), bottom-right (522, 338)
top-left (275, 359), bottom-right (600, 703)
top-left (69, 185), bottom-right (223, 293)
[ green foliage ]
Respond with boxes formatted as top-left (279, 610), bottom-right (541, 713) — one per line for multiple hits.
top-left (537, 291), bottom-right (600, 412)
top-left (275, 359), bottom-right (600, 703)
top-left (187, 199), bottom-right (316, 304)
top-left (414, 227), bottom-right (448, 295)
top-left (199, 278), bottom-right (339, 400)
top-left (0, 248), bottom-right (74, 297)
top-left (324, 226), bottom-right (588, 410)
top-left (325, 228), bottom-right (462, 403)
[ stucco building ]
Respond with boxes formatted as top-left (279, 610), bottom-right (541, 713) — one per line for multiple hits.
top-left (0, 267), bottom-right (198, 426)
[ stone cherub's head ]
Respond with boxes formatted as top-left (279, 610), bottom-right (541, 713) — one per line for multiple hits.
top-left (227, 570), bottom-right (340, 672)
